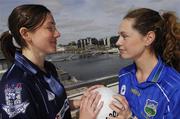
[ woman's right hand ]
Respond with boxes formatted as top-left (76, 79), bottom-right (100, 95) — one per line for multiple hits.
top-left (79, 91), bottom-right (103, 119)
top-left (108, 95), bottom-right (133, 119)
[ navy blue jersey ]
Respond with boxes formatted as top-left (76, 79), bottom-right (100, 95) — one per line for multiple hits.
top-left (0, 52), bottom-right (72, 119)
top-left (118, 57), bottom-right (180, 119)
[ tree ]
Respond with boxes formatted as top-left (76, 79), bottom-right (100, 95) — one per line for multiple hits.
top-left (68, 41), bottom-right (77, 46)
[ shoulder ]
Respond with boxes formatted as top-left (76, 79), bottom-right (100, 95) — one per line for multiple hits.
top-left (118, 64), bottom-right (134, 77)
top-left (156, 66), bottom-right (180, 117)
top-left (0, 63), bottom-right (31, 97)
top-left (1, 64), bottom-right (26, 83)
top-left (0, 63), bottom-right (31, 90)
top-left (0, 66), bottom-right (30, 101)
top-left (165, 66), bottom-right (180, 79)
top-left (158, 65), bottom-right (180, 98)
top-left (160, 65), bottom-right (180, 86)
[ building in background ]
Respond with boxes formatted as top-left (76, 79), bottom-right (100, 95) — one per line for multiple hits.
top-left (77, 36), bottom-right (119, 49)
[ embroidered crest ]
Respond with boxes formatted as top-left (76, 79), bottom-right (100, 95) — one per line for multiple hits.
top-left (2, 83), bottom-right (30, 118)
top-left (144, 99), bottom-right (158, 117)
top-left (46, 90), bottom-right (55, 101)
top-left (120, 85), bottom-right (126, 95)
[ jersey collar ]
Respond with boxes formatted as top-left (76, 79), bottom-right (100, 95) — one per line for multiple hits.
top-left (146, 56), bottom-right (164, 83)
top-left (14, 52), bottom-right (39, 76)
top-left (132, 56), bottom-right (165, 88)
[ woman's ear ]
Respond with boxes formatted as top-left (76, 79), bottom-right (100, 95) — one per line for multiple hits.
top-left (19, 27), bottom-right (31, 42)
top-left (144, 31), bottom-right (155, 46)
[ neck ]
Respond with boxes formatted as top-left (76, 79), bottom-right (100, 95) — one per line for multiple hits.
top-left (22, 48), bottom-right (45, 70)
top-left (135, 53), bottom-right (158, 83)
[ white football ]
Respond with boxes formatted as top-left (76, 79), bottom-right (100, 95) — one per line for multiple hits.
top-left (94, 87), bottom-right (120, 119)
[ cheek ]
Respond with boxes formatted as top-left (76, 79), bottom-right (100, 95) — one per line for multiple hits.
top-left (31, 37), bottom-right (48, 49)
top-left (33, 39), bottom-right (46, 47)
top-left (127, 40), bottom-right (144, 54)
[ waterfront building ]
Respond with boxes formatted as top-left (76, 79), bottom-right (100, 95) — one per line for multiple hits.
top-left (77, 36), bottom-right (118, 49)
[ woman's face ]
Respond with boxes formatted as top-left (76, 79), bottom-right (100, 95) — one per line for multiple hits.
top-left (28, 13), bottom-right (60, 55)
top-left (116, 18), bottom-right (147, 60)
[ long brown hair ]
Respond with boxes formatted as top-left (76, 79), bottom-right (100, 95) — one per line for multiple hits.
top-left (0, 4), bottom-right (50, 62)
top-left (124, 8), bottom-right (180, 71)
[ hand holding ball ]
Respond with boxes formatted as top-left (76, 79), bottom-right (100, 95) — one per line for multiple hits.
top-left (94, 87), bottom-right (122, 119)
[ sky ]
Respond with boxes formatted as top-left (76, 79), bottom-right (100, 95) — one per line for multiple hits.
top-left (0, 0), bottom-right (180, 45)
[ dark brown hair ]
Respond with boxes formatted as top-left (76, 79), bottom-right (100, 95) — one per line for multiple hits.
top-left (124, 8), bottom-right (180, 71)
top-left (0, 4), bottom-right (50, 62)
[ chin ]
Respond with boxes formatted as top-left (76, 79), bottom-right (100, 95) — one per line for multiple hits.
top-left (47, 48), bottom-right (57, 54)
top-left (119, 54), bottom-right (131, 59)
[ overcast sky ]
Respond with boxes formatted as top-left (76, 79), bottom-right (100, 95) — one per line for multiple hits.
top-left (0, 0), bottom-right (180, 45)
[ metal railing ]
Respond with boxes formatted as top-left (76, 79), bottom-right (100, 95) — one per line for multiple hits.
top-left (65, 74), bottom-right (118, 90)
top-left (65, 74), bottom-right (118, 99)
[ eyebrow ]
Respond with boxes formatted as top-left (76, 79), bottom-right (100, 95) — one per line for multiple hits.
top-left (118, 31), bottom-right (126, 35)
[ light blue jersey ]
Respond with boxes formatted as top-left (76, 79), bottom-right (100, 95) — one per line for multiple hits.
top-left (118, 57), bottom-right (180, 119)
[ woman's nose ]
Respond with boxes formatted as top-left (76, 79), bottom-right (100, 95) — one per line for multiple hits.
top-left (55, 29), bottom-right (61, 38)
top-left (116, 36), bottom-right (123, 46)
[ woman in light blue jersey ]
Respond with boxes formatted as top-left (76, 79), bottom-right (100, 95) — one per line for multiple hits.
top-left (109, 8), bottom-right (180, 119)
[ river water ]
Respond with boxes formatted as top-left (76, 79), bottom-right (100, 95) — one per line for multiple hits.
top-left (50, 53), bottom-right (132, 81)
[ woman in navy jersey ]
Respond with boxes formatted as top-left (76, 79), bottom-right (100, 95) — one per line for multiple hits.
top-left (109, 8), bottom-right (180, 119)
top-left (0, 4), bottom-right (102, 119)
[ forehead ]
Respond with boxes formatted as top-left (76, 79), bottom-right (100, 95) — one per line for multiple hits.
top-left (119, 18), bottom-right (135, 32)
top-left (42, 13), bottom-right (55, 25)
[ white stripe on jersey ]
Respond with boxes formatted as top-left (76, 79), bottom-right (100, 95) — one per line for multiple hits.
top-left (119, 72), bottom-right (131, 78)
top-left (156, 83), bottom-right (170, 112)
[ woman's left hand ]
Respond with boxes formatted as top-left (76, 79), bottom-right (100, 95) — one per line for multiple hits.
top-left (79, 91), bottom-right (103, 119)
top-left (108, 95), bottom-right (132, 119)
top-left (69, 85), bottom-right (104, 110)
top-left (83, 85), bottom-right (104, 97)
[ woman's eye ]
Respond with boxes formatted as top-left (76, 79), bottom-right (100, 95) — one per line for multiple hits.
top-left (47, 26), bottom-right (55, 32)
top-left (122, 35), bottom-right (128, 39)
top-left (47, 27), bottom-right (53, 31)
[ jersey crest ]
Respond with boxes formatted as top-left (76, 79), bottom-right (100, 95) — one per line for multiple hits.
top-left (144, 99), bottom-right (158, 117)
top-left (2, 83), bottom-right (30, 118)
